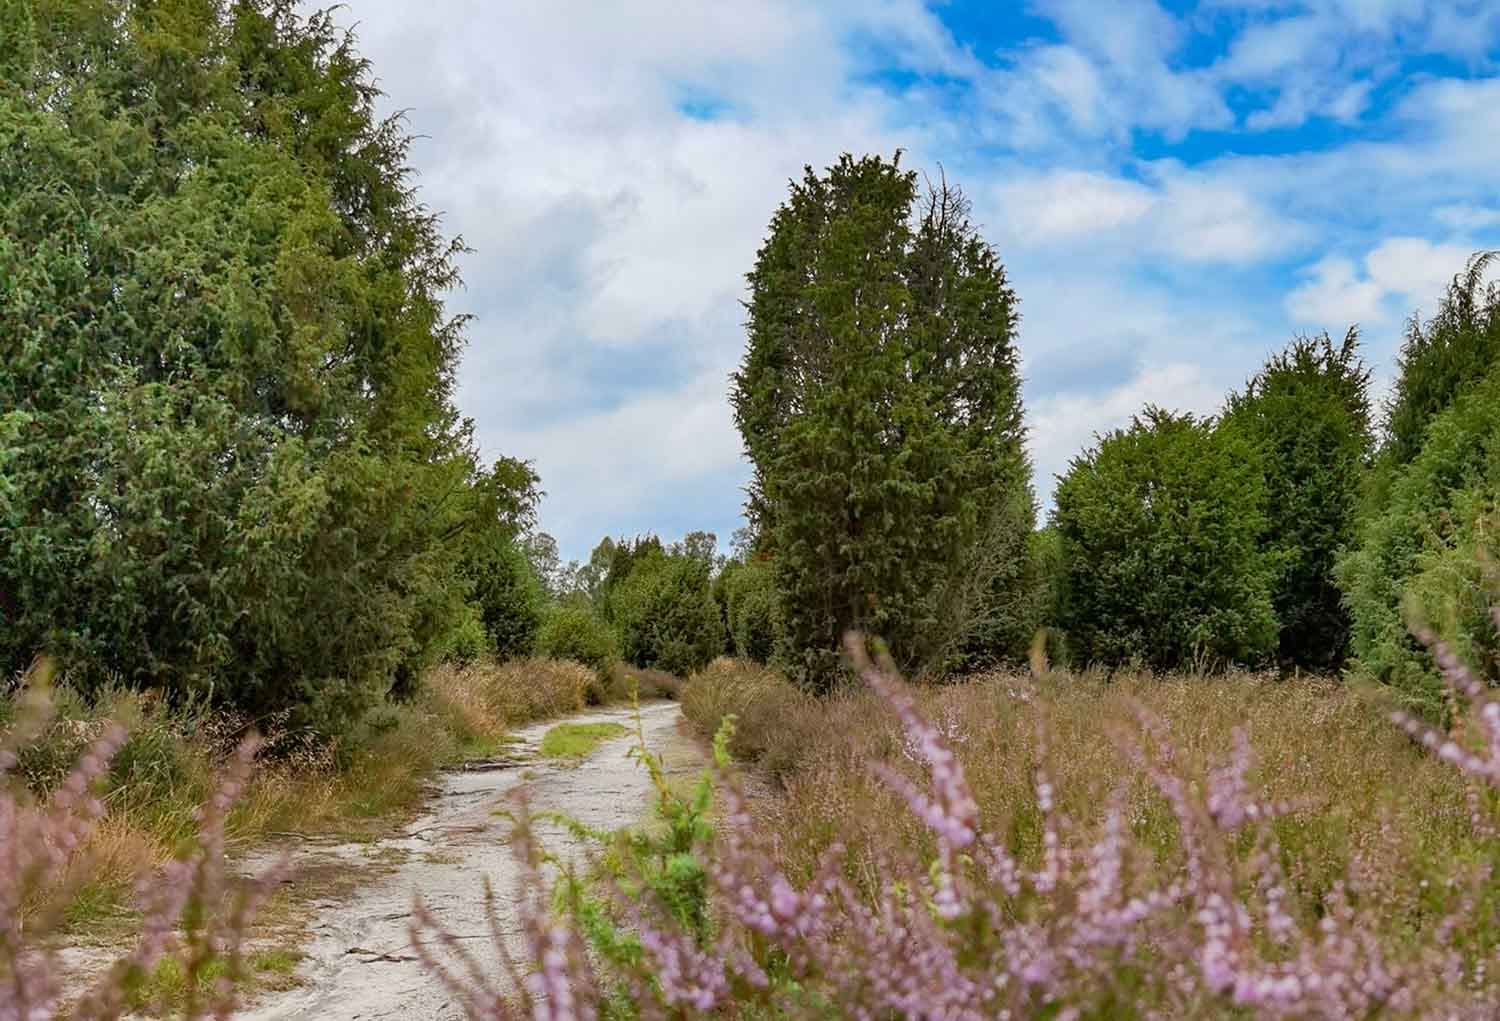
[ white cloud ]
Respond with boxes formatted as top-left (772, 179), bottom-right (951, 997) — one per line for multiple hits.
top-left (967, 0), bottom-right (1231, 147)
top-left (1286, 256), bottom-right (1388, 326)
top-left (1435, 204), bottom-right (1500, 231)
top-left (307, 0), bottom-right (1500, 556)
top-left (995, 172), bottom-right (1154, 240)
top-left (1286, 237), bottom-right (1479, 328)
top-left (990, 165), bottom-right (1299, 263)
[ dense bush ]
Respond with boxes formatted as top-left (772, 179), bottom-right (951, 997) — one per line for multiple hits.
top-left (466, 538), bottom-right (545, 660)
top-left (607, 550), bottom-right (723, 676)
top-left (534, 603), bottom-right (620, 680)
top-left (710, 559), bottom-right (741, 656)
top-left (1221, 331), bottom-right (1374, 670)
top-left (723, 557), bottom-right (779, 663)
top-left (598, 535), bottom-right (666, 613)
top-left (1383, 252), bottom-right (1500, 466)
top-left (731, 154), bottom-right (1033, 690)
top-left (1053, 407), bottom-right (1278, 670)
top-left (0, 1), bottom-right (514, 734)
top-left (1338, 365), bottom-right (1500, 708)
top-left (435, 606), bottom-right (490, 665)
top-left (605, 662), bottom-right (684, 702)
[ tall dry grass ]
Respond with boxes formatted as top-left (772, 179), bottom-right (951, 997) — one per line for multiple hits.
top-left (683, 659), bottom-right (1477, 923)
top-left (605, 662), bottom-right (683, 702)
top-left (4, 656), bottom-right (622, 936)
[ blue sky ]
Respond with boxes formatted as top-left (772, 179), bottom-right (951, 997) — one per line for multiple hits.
top-left (326, 0), bottom-right (1500, 563)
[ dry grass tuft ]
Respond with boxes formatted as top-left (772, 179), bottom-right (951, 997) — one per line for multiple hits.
top-left (684, 659), bottom-right (1476, 918)
top-left (605, 662), bottom-right (683, 702)
top-left (425, 657), bottom-right (594, 753)
top-left (7, 654), bottom-right (613, 940)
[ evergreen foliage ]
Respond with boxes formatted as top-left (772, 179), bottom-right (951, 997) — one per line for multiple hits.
top-left (1053, 408), bottom-right (1278, 671)
top-left (468, 540), bottom-right (546, 661)
top-left (724, 558), bottom-right (779, 663)
top-left (1383, 252), bottom-right (1500, 467)
top-left (1221, 331), bottom-right (1374, 670)
top-left (535, 603), bottom-right (620, 680)
top-left (731, 154), bottom-right (1032, 691)
top-left (0, 0), bottom-right (493, 732)
top-left (1337, 365), bottom-right (1500, 708)
top-left (607, 548), bottom-right (722, 677)
top-left (598, 536), bottom-right (666, 617)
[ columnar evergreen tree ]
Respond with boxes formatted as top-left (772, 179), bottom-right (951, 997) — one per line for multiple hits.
top-left (0, 1), bottom-right (487, 731)
top-left (1383, 252), bottom-right (1500, 467)
top-left (724, 557), bottom-right (779, 663)
top-left (731, 154), bottom-right (1032, 690)
top-left (1337, 368), bottom-right (1500, 709)
top-left (1221, 331), bottom-right (1373, 670)
top-left (457, 459), bottom-right (545, 662)
top-left (1053, 408), bottom-right (1278, 671)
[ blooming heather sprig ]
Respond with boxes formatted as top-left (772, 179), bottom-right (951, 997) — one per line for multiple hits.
top-left (1393, 630), bottom-right (1500, 788)
top-left (845, 634), bottom-right (980, 923)
top-left (845, 635), bottom-right (979, 854)
top-left (1, 664), bottom-right (278, 1021)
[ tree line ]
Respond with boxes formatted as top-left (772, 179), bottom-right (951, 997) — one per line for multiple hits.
top-left (723, 154), bottom-right (1499, 710)
top-left (3, 3), bottom-right (1494, 732)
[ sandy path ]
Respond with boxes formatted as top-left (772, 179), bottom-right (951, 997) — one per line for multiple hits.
top-left (237, 700), bottom-right (698, 1021)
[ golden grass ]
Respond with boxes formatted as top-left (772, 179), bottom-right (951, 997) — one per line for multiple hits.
top-left (683, 659), bottom-right (1479, 927)
top-left (13, 655), bottom-right (611, 939)
top-left (605, 662), bottom-right (683, 702)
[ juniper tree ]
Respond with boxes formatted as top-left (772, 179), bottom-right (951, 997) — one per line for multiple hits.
top-left (1383, 251), bottom-right (1500, 467)
top-left (0, 1), bottom-right (490, 731)
top-left (1221, 331), bottom-right (1373, 670)
top-left (1053, 408), bottom-right (1278, 671)
top-left (732, 154), bottom-right (1032, 690)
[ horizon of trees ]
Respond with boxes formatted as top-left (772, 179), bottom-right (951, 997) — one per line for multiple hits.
top-left (3, 2), bottom-right (1494, 730)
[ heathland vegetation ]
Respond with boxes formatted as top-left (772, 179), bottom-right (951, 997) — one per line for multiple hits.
top-left (5, 3), bottom-right (1500, 1019)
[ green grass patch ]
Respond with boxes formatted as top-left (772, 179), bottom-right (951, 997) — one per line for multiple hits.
top-left (251, 948), bottom-right (302, 976)
top-left (62, 878), bottom-right (135, 931)
top-left (127, 954), bottom-right (232, 1011)
top-left (540, 722), bottom-right (629, 759)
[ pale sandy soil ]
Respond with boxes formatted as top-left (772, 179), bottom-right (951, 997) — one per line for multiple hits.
top-left (229, 699), bottom-right (700, 1021)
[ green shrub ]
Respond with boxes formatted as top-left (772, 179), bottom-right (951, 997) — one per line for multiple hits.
top-left (711, 560), bottom-right (741, 656)
top-left (1220, 331), bottom-right (1374, 670)
top-left (730, 153), bottom-right (1032, 691)
top-left (1053, 407), bottom-right (1278, 670)
top-left (598, 535), bottom-right (666, 615)
top-left (437, 607), bottom-right (490, 665)
top-left (535, 603), bottom-right (620, 679)
top-left (724, 558), bottom-right (779, 663)
top-left (468, 538), bottom-right (545, 660)
top-left (951, 491), bottom-right (1049, 672)
top-left (1337, 366), bottom-right (1500, 709)
top-left (608, 552), bottom-right (722, 677)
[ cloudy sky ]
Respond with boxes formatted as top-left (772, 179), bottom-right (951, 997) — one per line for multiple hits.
top-left (323, 0), bottom-right (1500, 562)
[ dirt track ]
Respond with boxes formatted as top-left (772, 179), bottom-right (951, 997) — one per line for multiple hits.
top-left (237, 700), bottom-right (698, 1021)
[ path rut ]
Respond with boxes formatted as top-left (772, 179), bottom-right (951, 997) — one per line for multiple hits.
top-left (238, 700), bottom-right (698, 1021)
